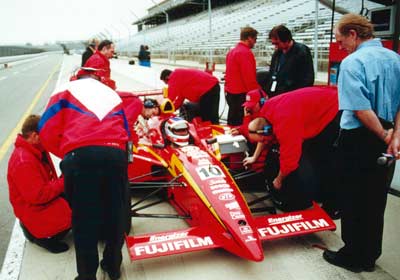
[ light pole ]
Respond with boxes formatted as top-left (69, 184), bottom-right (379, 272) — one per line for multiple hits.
top-left (149, 0), bottom-right (170, 61)
top-left (208, 0), bottom-right (213, 67)
top-left (313, 0), bottom-right (319, 73)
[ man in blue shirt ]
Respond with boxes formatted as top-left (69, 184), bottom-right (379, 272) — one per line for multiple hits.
top-left (323, 13), bottom-right (400, 273)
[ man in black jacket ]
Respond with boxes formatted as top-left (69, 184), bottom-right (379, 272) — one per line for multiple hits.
top-left (81, 39), bottom-right (99, 66)
top-left (267, 25), bottom-right (314, 97)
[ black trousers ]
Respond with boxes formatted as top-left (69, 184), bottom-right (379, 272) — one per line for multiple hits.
top-left (336, 127), bottom-right (393, 266)
top-left (199, 83), bottom-right (220, 124)
top-left (225, 92), bottom-right (246, 126)
top-left (61, 146), bottom-right (129, 279)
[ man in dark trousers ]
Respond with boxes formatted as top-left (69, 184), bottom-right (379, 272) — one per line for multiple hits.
top-left (8, 115), bottom-right (71, 253)
top-left (160, 68), bottom-right (220, 124)
top-left (39, 62), bottom-right (132, 279)
top-left (225, 26), bottom-right (260, 125)
top-left (267, 25), bottom-right (314, 97)
top-left (322, 13), bottom-right (400, 273)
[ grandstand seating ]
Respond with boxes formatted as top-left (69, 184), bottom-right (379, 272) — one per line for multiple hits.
top-left (118, 0), bottom-right (383, 67)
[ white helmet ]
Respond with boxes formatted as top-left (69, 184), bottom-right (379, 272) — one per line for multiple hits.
top-left (165, 117), bottom-right (189, 146)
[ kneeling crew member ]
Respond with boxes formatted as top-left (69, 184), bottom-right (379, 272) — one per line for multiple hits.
top-left (7, 115), bottom-right (71, 253)
top-left (248, 86), bottom-right (339, 211)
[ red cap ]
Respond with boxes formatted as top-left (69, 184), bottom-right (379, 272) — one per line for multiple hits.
top-left (242, 89), bottom-right (262, 108)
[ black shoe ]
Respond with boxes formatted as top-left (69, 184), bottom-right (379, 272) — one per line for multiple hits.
top-left (323, 250), bottom-right (363, 273)
top-left (100, 259), bottom-right (121, 280)
top-left (362, 263), bottom-right (376, 272)
top-left (34, 239), bottom-right (69, 254)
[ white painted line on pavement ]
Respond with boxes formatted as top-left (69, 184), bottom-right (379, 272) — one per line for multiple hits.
top-left (0, 220), bottom-right (25, 280)
top-left (0, 77), bottom-right (7, 82)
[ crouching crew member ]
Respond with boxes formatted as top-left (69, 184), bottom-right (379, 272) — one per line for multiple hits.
top-left (39, 67), bottom-right (131, 280)
top-left (248, 86), bottom-right (339, 212)
top-left (7, 115), bottom-right (71, 253)
top-left (160, 68), bottom-right (220, 124)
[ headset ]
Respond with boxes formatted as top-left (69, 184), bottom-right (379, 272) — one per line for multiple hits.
top-left (248, 124), bottom-right (273, 136)
top-left (258, 89), bottom-right (267, 107)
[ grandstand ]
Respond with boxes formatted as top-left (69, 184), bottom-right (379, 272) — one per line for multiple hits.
top-left (118, 0), bottom-right (383, 70)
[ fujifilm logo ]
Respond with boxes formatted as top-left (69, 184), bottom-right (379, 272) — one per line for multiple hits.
top-left (268, 215), bottom-right (303, 225)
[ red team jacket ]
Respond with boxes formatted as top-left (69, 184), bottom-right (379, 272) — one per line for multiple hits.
top-left (7, 135), bottom-right (71, 238)
top-left (260, 86), bottom-right (338, 176)
top-left (167, 69), bottom-right (219, 109)
top-left (224, 42), bottom-right (259, 94)
top-left (39, 78), bottom-right (130, 158)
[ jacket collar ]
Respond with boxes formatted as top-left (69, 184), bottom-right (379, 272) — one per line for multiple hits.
top-left (15, 134), bottom-right (42, 160)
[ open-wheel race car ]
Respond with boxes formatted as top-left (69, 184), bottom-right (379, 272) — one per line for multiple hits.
top-left (124, 97), bottom-right (336, 262)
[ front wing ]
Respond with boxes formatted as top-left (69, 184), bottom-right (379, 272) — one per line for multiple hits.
top-left (126, 203), bottom-right (335, 261)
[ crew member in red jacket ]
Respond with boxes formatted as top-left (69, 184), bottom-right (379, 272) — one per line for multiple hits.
top-left (39, 65), bottom-right (131, 280)
top-left (7, 115), bottom-right (71, 253)
top-left (248, 86), bottom-right (339, 212)
top-left (83, 39), bottom-right (115, 83)
top-left (225, 26), bottom-right (260, 125)
top-left (160, 68), bottom-right (220, 124)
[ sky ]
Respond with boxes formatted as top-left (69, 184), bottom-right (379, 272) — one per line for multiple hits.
top-left (0, 0), bottom-right (161, 45)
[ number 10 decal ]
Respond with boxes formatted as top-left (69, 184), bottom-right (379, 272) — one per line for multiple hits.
top-left (196, 165), bottom-right (225, 180)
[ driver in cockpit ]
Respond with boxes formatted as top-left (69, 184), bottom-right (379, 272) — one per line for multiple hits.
top-left (164, 117), bottom-right (190, 147)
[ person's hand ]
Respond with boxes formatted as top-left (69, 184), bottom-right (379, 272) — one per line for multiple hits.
top-left (387, 130), bottom-right (400, 159)
top-left (272, 174), bottom-right (283, 190)
top-left (383, 128), bottom-right (393, 145)
top-left (230, 128), bottom-right (240, 136)
top-left (243, 156), bottom-right (256, 167)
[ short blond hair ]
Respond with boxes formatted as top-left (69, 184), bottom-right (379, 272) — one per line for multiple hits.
top-left (336, 13), bottom-right (374, 39)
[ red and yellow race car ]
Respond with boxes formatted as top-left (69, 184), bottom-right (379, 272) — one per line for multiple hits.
top-left (125, 98), bottom-right (336, 262)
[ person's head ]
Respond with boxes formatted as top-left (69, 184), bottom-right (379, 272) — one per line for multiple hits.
top-left (142, 98), bottom-right (159, 118)
top-left (242, 89), bottom-right (266, 114)
top-left (268, 25), bottom-right (293, 53)
top-left (98, 40), bottom-right (115, 59)
top-left (160, 69), bottom-right (173, 84)
top-left (334, 13), bottom-right (374, 54)
top-left (21, 114), bottom-right (41, 146)
top-left (248, 117), bottom-right (274, 143)
top-left (89, 38), bottom-right (100, 49)
top-left (240, 26), bottom-right (258, 49)
top-left (165, 117), bottom-right (190, 147)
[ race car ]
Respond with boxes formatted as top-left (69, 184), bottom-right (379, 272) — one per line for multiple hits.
top-left (125, 100), bottom-right (336, 262)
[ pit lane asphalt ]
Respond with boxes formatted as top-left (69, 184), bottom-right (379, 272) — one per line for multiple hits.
top-left (1, 54), bottom-right (400, 280)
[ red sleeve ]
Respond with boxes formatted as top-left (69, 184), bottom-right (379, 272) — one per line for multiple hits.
top-left (39, 96), bottom-right (64, 158)
top-left (167, 74), bottom-right (185, 109)
top-left (12, 162), bottom-right (64, 205)
top-left (274, 114), bottom-right (304, 176)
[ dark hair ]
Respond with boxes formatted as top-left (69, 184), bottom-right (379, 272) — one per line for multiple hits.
top-left (269, 25), bottom-right (292, 42)
top-left (160, 69), bottom-right (172, 81)
top-left (98, 40), bottom-right (114, 51)
top-left (21, 115), bottom-right (40, 138)
top-left (240, 27), bottom-right (258, 41)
